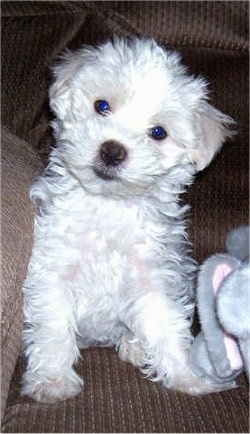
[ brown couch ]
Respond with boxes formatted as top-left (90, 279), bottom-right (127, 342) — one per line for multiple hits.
top-left (1, 1), bottom-right (249, 432)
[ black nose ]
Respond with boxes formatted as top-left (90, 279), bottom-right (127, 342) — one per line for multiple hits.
top-left (100, 141), bottom-right (127, 166)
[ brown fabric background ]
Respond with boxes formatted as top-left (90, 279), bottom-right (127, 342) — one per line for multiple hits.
top-left (1, 128), bottom-right (43, 419)
top-left (3, 350), bottom-right (249, 433)
top-left (1, 1), bottom-right (249, 432)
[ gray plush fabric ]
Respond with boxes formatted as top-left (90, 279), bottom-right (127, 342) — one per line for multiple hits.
top-left (190, 255), bottom-right (242, 385)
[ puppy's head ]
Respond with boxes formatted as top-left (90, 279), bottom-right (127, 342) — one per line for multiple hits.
top-left (50, 38), bottom-right (234, 196)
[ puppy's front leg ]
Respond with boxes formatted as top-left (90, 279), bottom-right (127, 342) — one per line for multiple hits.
top-left (22, 274), bottom-right (83, 403)
top-left (132, 292), bottom-right (191, 369)
top-left (122, 291), bottom-right (222, 395)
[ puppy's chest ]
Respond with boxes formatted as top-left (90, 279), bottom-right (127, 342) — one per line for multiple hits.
top-left (67, 199), bottom-right (155, 257)
top-left (56, 196), bottom-right (166, 278)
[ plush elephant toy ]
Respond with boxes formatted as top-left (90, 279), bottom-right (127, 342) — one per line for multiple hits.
top-left (190, 226), bottom-right (250, 390)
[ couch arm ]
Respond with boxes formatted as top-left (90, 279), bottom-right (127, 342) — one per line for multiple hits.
top-left (1, 127), bottom-right (43, 419)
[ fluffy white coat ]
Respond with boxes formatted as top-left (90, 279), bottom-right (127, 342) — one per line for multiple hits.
top-left (21, 38), bottom-right (233, 402)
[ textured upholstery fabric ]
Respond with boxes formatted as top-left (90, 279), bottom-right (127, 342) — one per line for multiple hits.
top-left (3, 351), bottom-right (249, 433)
top-left (1, 128), bottom-right (43, 419)
top-left (1, 1), bottom-right (249, 432)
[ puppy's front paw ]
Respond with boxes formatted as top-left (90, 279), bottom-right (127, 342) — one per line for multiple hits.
top-left (22, 371), bottom-right (83, 403)
top-left (163, 366), bottom-right (236, 395)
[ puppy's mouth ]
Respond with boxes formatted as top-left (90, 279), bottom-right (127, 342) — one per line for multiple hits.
top-left (93, 166), bottom-right (118, 181)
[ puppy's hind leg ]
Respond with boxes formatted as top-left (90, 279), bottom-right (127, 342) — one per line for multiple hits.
top-left (22, 272), bottom-right (83, 403)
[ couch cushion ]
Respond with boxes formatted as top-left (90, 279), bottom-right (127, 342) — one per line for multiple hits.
top-left (2, 348), bottom-right (249, 433)
top-left (1, 127), bottom-right (43, 419)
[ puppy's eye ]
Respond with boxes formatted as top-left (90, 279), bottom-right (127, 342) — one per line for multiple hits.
top-left (94, 100), bottom-right (111, 115)
top-left (149, 126), bottom-right (168, 140)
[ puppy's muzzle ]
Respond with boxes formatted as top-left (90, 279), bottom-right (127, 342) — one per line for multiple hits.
top-left (94, 140), bottom-right (127, 181)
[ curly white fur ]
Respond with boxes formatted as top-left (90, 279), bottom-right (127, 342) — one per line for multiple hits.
top-left (21, 38), bottom-right (233, 402)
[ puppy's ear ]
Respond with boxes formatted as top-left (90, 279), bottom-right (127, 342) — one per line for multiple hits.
top-left (49, 48), bottom-right (93, 120)
top-left (189, 102), bottom-right (235, 171)
top-left (49, 50), bottom-right (86, 120)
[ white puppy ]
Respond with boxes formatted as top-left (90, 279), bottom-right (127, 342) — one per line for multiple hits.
top-left (21, 38), bottom-right (233, 403)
